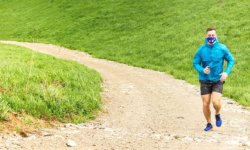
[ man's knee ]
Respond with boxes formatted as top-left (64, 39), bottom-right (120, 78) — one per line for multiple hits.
top-left (212, 100), bottom-right (221, 107)
top-left (203, 102), bottom-right (210, 108)
top-left (202, 94), bottom-right (211, 107)
top-left (212, 92), bottom-right (221, 103)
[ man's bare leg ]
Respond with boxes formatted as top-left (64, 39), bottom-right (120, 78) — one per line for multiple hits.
top-left (212, 92), bottom-right (222, 115)
top-left (212, 91), bottom-right (222, 127)
top-left (201, 94), bottom-right (212, 123)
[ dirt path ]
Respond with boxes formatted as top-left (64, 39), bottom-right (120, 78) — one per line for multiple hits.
top-left (0, 41), bottom-right (250, 150)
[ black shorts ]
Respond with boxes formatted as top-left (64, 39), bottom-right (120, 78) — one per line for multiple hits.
top-left (200, 81), bottom-right (224, 95)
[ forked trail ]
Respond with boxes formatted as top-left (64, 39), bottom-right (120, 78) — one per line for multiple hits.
top-left (0, 41), bottom-right (250, 150)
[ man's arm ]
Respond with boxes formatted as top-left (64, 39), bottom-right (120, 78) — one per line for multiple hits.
top-left (224, 48), bottom-right (235, 75)
top-left (193, 49), bottom-right (204, 74)
top-left (220, 47), bottom-right (235, 82)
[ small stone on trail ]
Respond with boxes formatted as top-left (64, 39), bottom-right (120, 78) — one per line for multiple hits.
top-left (64, 123), bottom-right (74, 128)
top-left (43, 132), bottom-right (53, 137)
top-left (66, 139), bottom-right (77, 147)
top-left (173, 135), bottom-right (185, 140)
top-left (243, 141), bottom-right (250, 147)
top-left (19, 131), bottom-right (28, 138)
top-left (177, 116), bottom-right (184, 119)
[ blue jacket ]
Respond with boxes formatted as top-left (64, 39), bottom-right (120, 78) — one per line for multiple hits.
top-left (193, 38), bottom-right (235, 82)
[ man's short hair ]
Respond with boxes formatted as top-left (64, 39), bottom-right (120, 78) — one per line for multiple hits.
top-left (206, 27), bottom-right (216, 33)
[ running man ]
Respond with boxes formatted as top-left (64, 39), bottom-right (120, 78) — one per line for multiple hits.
top-left (193, 27), bottom-right (235, 131)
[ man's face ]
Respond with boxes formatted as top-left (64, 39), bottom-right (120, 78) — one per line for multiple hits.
top-left (206, 30), bottom-right (217, 38)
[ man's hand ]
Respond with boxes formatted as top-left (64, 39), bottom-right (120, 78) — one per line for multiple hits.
top-left (220, 72), bottom-right (228, 82)
top-left (203, 66), bottom-right (210, 74)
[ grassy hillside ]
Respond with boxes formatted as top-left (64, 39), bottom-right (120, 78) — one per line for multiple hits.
top-left (0, 44), bottom-right (102, 123)
top-left (0, 0), bottom-right (249, 105)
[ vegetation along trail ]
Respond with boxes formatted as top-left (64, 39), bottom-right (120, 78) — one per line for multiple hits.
top-left (0, 41), bottom-right (250, 150)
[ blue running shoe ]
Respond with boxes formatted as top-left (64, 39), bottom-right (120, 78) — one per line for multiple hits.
top-left (204, 123), bottom-right (213, 131)
top-left (215, 114), bottom-right (222, 127)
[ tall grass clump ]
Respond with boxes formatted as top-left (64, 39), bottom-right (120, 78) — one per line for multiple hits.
top-left (0, 97), bottom-right (11, 120)
top-left (0, 44), bottom-right (102, 123)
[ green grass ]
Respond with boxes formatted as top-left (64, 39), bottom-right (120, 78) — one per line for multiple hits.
top-left (0, 0), bottom-right (249, 105)
top-left (0, 44), bottom-right (102, 123)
